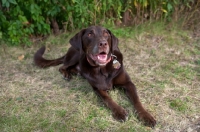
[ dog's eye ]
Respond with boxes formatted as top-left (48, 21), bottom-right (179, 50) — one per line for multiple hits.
top-left (103, 32), bottom-right (109, 37)
top-left (88, 33), bottom-right (93, 37)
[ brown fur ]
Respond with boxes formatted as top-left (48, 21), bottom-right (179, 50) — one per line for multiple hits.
top-left (34, 26), bottom-right (156, 127)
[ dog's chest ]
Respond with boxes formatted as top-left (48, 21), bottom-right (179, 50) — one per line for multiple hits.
top-left (82, 67), bottom-right (117, 90)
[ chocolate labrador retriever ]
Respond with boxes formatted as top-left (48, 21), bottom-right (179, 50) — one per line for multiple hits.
top-left (34, 26), bottom-right (156, 127)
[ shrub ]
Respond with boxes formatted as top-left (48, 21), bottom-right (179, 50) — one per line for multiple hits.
top-left (0, 0), bottom-right (195, 45)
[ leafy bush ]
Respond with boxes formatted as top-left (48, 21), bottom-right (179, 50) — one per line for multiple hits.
top-left (0, 0), bottom-right (195, 45)
top-left (0, 0), bottom-right (50, 45)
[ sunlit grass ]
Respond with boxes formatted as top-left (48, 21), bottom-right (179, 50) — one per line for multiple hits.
top-left (0, 21), bottom-right (199, 131)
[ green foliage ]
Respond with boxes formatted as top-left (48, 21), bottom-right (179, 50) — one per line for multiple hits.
top-left (0, 0), bottom-right (193, 45)
top-left (0, 0), bottom-right (50, 45)
top-left (128, 0), bottom-right (194, 21)
top-left (169, 99), bottom-right (188, 112)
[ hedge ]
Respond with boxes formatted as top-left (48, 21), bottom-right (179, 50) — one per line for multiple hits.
top-left (0, 0), bottom-right (195, 45)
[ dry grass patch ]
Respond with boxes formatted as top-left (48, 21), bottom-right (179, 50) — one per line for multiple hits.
top-left (0, 22), bottom-right (199, 132)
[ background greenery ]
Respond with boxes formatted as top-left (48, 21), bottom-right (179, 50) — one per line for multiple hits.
top-left (0, 0), bottom-right (198, 45)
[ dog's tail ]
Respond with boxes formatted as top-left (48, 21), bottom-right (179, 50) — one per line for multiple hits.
top-left (34, 46), bottom-right (65, 68)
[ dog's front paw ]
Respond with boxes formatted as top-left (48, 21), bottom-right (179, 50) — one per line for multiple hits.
top-left (59, 68), bottom-right (71, 80)
top-left (138, 111), bottom-right (156, 127)
top-left (112, 107), bottom-right (128, 122)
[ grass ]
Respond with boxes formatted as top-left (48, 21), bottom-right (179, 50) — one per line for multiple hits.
top-left (169, 99), bottom-right (188, 112)
top-left (0, 21), bottom-right (200, 132)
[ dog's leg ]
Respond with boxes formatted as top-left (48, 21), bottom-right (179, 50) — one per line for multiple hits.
top-left (59, 64), bottom-right (79, 80)
top-left (114, 71), bottom-right (156, 127)
top-left (93, 88), bottom-right (128, 121)
top-left (124, 81), bottom-right (156, 127)
top-left (59, 65), bottom-right (72, 80)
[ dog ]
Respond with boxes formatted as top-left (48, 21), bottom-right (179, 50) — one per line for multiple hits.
top-left (34, 26), bottom-right (156, 127)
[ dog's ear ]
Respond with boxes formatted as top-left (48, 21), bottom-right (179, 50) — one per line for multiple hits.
top-left (107, 29), bottom-right (119, 52)
top-left (69, 29), bottom-right (86, 52)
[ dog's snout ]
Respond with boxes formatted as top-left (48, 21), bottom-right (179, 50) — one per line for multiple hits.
top-left (99, 41), bottom-right (107, 47)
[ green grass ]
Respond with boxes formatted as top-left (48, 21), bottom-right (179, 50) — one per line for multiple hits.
top-left (169, 99), bottom-right (188, 112)
top-left (0, 21), bottom-right (199, 131)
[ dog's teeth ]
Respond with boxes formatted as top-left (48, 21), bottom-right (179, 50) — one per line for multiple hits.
top-left (97, 55), bottom-right (107, 61)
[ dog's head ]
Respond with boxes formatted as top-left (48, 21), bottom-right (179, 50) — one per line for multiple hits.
top-left (69, 26), bottom-right (119, 66)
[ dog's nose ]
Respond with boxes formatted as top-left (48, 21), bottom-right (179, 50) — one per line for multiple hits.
top-left (99, 41), bottom-right (107, 47)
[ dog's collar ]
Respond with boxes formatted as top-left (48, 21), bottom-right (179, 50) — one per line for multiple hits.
top-left (111, 54), bottom-right (121, 69)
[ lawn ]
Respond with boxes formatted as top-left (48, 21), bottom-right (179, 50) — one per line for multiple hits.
top-left (0, 22), bottom-right (199, 132)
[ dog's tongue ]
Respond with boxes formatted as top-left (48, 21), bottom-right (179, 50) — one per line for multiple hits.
top-left (97, 54), bottom-right (107, 63)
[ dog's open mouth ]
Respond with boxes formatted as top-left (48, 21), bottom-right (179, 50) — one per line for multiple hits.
top-left (97, 52), bottom-right (107, 62)
top-left (89, 52), bottom-right (111, 65)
